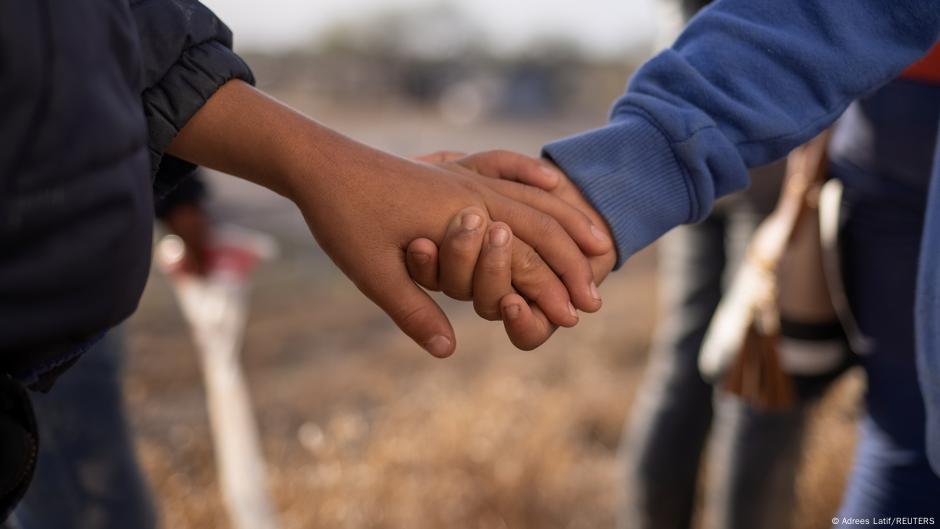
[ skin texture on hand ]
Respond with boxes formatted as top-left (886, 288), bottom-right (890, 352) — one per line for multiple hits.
top-left (407, 152), bottom-right (617, 350)
top-left (166, 80), bottom-right (611, 358)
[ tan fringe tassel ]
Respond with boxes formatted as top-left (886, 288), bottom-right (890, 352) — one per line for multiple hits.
top-left (722, 321), bottom-right (795, 410)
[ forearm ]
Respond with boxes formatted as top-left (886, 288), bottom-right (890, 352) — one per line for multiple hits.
top-left (166, 80), bottom-right (381, 202)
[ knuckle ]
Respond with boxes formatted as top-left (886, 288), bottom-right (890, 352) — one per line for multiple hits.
top-left (478, 259), bottom-right (508, 276)
top-left (515, 246), bottom-right (545, 276)
top-left (478, 250), bottom-right (509, 275)
top-left (458, 178), bottom-right (485, 196)
top-left (447, 236), bottom-right (481, 263)
top-left (393, 303), bottom-right (431, 331)
top-left (522, 184), bottom-right (549, 202)
top-left (535, 213), bottom-right (563, 238)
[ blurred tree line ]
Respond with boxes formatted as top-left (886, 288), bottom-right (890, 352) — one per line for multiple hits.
top-left (244, 3), bottom-right (648, 121)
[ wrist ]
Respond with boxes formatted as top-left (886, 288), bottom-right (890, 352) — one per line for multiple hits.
top-left (278, 121), bottom-right (390, 207)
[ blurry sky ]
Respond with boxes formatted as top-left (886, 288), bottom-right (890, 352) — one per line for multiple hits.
top-left (201, 0), bottom-right (660, 58)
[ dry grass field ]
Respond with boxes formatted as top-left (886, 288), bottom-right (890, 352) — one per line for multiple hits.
top-left (123, 95), bottom-right (862, 529)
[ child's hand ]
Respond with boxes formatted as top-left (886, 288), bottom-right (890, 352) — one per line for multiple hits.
top-left (407, 151), bottom-right (612, 326)
top-left (406, 151), bottom-right (617, 350)
top-left (288, 153), bottom-right (606, 357)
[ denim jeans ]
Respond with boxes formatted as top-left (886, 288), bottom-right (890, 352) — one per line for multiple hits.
top-left (8, 331), bottom-right (157, 529)
top-left (618, 162), bottom-right (819, 529)
top-left (833, 174), bottom-right (940, 519)
top-left (824, 78), bottom-right (940, 520)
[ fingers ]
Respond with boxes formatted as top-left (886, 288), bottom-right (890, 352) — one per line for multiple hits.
top-left (363, 255), bottom-right (456, 358)
top-left (406, 238), bottom-right (439, 291)
top-left (429, 215), bottom-right (579, 328)
top-left (438, 208), bottom-right (487, 300)
top-left (510, 239), bottom-right (579, 327)
top-left (450, 150), bottom-right (612, 256)
top-left (472, 223), bottom-right (514, 320)
top-left (484, 177), bottom-right (612, 257)
top-left (400, 214), bottom-right (581, 352)
top-left (500, 293), bottom-right (558, 350)
top-left (458, 150), bottom-right (562, 190)
top-left (489, 195), bottom-right (602, 313)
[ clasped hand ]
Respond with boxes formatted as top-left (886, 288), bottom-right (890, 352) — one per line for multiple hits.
top-left (167, 80), bottom-right (617, 357)
top-left (288, 144), bottom-right (616, 358)
top-left (401, 150), bottom-right (618, 355)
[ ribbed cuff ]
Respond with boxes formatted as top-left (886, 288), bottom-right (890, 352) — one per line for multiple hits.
top-left (543, 114), bottom-right (696, 269)
top-left (144, 40), bottom-right (254, 199)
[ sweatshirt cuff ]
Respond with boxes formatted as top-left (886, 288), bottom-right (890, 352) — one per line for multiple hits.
top-left (543, 114), bottom-right (696, 269)
top-left (143, 40), bottom-right (254, 199)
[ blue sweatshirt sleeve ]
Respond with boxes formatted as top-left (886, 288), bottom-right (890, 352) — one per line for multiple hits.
top-left (544, 0), bottom-right (940, 267)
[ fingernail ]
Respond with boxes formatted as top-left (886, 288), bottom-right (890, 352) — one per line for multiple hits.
top-left (462, 213), bottom-right (483, 230)
top-left (411, 252), bottom-right (431, 265)
top-left (423, 335), bottom-right (452, 357)
top-left (590, 281), bottom-right (601, 302)
top-left (540, 165), bottom-right (561, 186)
top-left (591, 224), bottom-right (611, 245)
top-left (568, 301), bottom-right (578, 318)
top-left (490, 227), bottom-right (510, 247)
top-left (504, 304), bottom-right (522, 320)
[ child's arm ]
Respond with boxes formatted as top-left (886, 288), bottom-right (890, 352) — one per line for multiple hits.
top-left (166, 80), bottom-right (609, 357)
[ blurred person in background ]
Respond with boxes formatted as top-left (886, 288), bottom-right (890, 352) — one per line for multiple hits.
top-left (822, 52), bottom-right (940, 519)
top-left (621, 20), bottom-right (940, 525)
top-left (5, 176), bottom-right (210, 529)
top-left (546, 0), bottom-right (940, 527)
top-left (408, 0), bottom-right (940, 522)
top-left (617, 1), bottom-right (835, 528)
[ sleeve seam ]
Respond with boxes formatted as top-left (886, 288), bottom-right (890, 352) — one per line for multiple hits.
top-left (608, 106), bottom-right (704, 223)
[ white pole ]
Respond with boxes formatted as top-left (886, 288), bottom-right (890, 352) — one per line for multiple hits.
top-left (158, 228), bottom-right (281, 529)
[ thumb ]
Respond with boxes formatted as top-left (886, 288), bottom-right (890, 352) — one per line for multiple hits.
top-left (361, 258), bottom-right (457, 358)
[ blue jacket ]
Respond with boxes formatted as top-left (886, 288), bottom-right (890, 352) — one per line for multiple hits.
top-left (543, 0), bottom-right (940, 472)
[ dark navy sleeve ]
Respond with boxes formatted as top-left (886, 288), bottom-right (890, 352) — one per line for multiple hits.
top-left (130, 0), bottom-right (254, 199)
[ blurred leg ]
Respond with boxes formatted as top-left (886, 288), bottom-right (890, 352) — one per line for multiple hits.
top-left (837, 187), bottom-right (940, 518)
top-left (619, 217), bottom-right (727, 529)
top-left (14, 331), bottom-right (157, 529)
top-left (703, 176), bottom-right (818, 529)
top-left (703, 396), bottom-right (809, 529)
